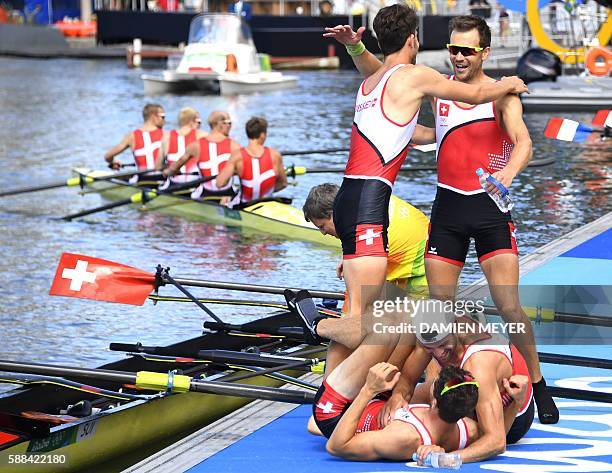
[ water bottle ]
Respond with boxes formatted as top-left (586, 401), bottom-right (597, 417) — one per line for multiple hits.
top-left (476, 168), bottom-right (514, 213)
top-left (412, 452), bottom-right (462, 469)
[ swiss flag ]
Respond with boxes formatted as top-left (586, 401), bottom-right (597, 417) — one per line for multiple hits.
top-left (439, 102), bottom-right (450, 117)
top-left (49, 253), bottom-right (155, 306)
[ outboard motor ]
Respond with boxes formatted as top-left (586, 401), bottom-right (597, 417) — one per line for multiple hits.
top-left (516, 48), bottom-right (562, 84)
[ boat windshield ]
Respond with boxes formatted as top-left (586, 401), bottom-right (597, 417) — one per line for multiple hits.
top-left (188, 14), bottom-right (253, 46)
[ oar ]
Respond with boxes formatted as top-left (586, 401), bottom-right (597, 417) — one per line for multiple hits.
top-left (0, 169), bottom-right (156, 198)
top-left (108, 346), bottom-right (322, 369)
top-left (164, 278), bottom-right (345, 300)
top-left (538, 353), bottom-right (612, 370)
top-left (281, 143), bottom-right (436, 157)
top-left (0, 359), bottom-right (315, 404)
top-left (61, 175), bottom-right (214, 221)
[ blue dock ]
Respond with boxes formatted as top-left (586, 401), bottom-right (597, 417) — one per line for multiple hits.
top-left (128, 213), bottom-right (612, 473)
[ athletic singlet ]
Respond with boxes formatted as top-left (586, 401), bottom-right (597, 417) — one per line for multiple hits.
top-left (132, 129), bottom-right (163, 170)
top-left (192, 137), bottom-right (233, 195)
top-left (434, 76), bottom-right (513, 194)
top-left (460, 334), bottom-right (533, 414)
top-left (165, 129), bottom-right (199, 184)
top-left (356, 400), bottom-right (469, 450)
top-left (238, 147), bottom-right (277, 202)
top-left (345, 64), bottom-right (420, 187)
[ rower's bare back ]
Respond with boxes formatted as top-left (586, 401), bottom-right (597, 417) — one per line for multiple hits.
top-left (363, 64), bottom-right (422, 125)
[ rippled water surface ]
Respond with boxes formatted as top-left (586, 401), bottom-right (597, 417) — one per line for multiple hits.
top-left (0, 57), bottom-right (610, 372)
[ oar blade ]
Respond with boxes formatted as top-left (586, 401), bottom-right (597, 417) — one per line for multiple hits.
top-left (49, 253), bottom-right (155, 306)
top-left (592, 109), bottom-right (611, 128)
top-left (544, 117), bottom-right (591, 142)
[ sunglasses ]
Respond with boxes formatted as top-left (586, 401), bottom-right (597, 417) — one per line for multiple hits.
top-left (446, 44), bottom-right (484, 56)
top-left (195, 118), bottom-right (202, 124)
top-left (159, 114), bottom-right (166, 119)
top-left (221, 119), bottom-right (232, 125)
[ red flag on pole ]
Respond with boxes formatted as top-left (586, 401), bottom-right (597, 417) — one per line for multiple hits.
top-left (49, 253), bottom-right (156, 306)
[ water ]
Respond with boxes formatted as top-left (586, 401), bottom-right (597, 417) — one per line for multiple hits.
top-left (0, 57), bottom-right (610, 375)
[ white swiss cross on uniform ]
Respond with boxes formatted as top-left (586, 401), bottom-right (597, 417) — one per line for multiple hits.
top-left (358, 228), bottom-right (381, 246)
top-left (61, 260), bottom-right (97, 291)
top-left (439, 103), bottom-right (450, 117)
top-left (317, 401), bottom-right (335, 414)
top-left (133, 132), bottom-right (161, 169)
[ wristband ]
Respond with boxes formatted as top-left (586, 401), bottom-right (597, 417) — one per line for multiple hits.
top-left (346, 41), bottom-right (366, 57)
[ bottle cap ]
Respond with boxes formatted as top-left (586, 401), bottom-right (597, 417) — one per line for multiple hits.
top-left (475, 168), bottom-right (484, 176)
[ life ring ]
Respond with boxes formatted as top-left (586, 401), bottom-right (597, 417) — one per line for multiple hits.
top-left (585, 46), bottom-right (612, 76)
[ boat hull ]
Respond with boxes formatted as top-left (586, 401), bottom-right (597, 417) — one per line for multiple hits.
top-left (219, 73), bottom-right (298, 95)
top-left (142, 73), bottom-right (220, 95)
top-left (0, 313), bottom-right (317, 472)
top-left (521, 76), bottom-right (612, 112)
top-left (72, 168), bottom-right (338, 248)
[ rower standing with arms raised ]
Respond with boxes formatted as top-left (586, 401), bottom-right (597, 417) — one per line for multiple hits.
top-left (326, 4), bottom-right (526, 374)
top-left (164, 111), bottom-right (240, 197)
top-left (216, 116), bottom-right (287, 205)
top-left (104, 103), bottom-right (166, 173)
top-left (326, 14), bottom-right (558, 423)
top-left (156, 107), bottom-right (208, 189)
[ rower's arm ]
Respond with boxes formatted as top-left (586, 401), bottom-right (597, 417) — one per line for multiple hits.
top-left (395, 345), bottom-right (431, 401)
top-left (272, 150), bottom-right (287, 191)
top-left (323, 25), bottom-right (381, 77)
top-left (415, 66), bottom-right (526, 104)
top-left (104, 133), bottom-right (132, 166)
top-left (326, 386), bottom-right (415, 461)
top-left (165, 142), bottom-right (197, 177)
top-left (155, 132), bottom-right (170, 170)
top-left (216, 149), bottom-right (241, 188)
top-left (450, 365), bottom-right (506, 462)
top-left (411, 124), bottom-right (436, 145)
top-left (497, 95), bottom-right (532, 177)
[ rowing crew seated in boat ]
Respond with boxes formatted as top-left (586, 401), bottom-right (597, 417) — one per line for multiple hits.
top-left (286, 290), bottom-right (533, 463)
top-left (155, 107), bottom-right (208, 189)
top-left (104, 103), bottom-right (166, 174)
top-left (163, 111), bottom-right (240, 197)
top-left (215, 116), bottom-right (288, 206)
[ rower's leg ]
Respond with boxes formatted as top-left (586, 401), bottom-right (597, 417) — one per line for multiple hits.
top-left (424, 258), bottom-right (462, 302)
top-left (480, 253), bottom-right (559, 424)
top-left (342, 255), bottom-right (387, 317)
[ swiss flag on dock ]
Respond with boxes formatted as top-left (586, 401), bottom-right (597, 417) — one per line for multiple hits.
top-left (49, 253), bottom-right (155, 306)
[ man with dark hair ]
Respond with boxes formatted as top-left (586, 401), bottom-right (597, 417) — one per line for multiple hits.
top-left (320, 5), bottom-right (527, 399)
top-left (104, 103), bottom-right (165, 172)
top-left (216, 116), bottom-right (287, 205)
top-left (325, 14), bottom-right (558, 425)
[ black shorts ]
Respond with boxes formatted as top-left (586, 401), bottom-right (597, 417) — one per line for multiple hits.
top-left (312, 380), bottom-right (351, 438)
top-left (333, 178), bottom-right (391, 259)
top-left (506, 397), bottom-right (534, 444)
top-left (425, 187), bottom-right (518, 266)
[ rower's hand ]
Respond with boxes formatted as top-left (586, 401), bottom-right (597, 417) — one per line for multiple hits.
top-left (488, 168), bottom-right (515, 195)
top-left (220, 196), bottom-right (232, 206)
top-left (415, 444), bottom-right (445, 465)
top-left (500, 75), bottom-right (529, 95)
top-left (336, 259), bottom-right (344, 280)
top-left (365, 362), bottom-right (401, 396)
top-left (323, 25), bottom-right (365, 45)
top-left (503, 374), bottom-right (529, 407)
top-left (109, 160), bottom-right (121, 170)
top-left (162, 168), bottom-right (171, 178)
top-left (377, 392), bottom-right (404, 428)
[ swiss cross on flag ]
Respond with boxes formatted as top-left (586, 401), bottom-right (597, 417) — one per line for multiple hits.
top-left (49, 253), bottom-right (155, 306)
top-left (439, 103), bottom-right (450, 117)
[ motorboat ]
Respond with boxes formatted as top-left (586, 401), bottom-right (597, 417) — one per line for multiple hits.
top-left (517, 48), bottom-right (612, 112)
top-left (142, 13), bottom-right (296, 95)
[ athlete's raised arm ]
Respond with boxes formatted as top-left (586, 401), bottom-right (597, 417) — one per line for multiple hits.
top-left (323, 25), bottom-right (382, 77)
top-left (413, 66), bottom-right (528, 104)
top-left (490, 94), bottom-right (532, 192)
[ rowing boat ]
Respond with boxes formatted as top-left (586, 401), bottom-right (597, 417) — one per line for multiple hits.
top-left (0, 311), bottom-right (319, 472)
top-left (71, 168), bottom-right (339, 248)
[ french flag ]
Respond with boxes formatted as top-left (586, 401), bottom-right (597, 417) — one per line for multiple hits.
top-left (592, 109), bottom-right (611, 129)
top-left (544, 118), bottom-right (592, 143)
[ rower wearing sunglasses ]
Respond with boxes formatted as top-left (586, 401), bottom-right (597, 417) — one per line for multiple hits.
top-left (156, 107), bottom-right (209, 190)
top-left (104, 103), bottom-right (166, 174)
top-left (325, 15), bottom-right (558, 426)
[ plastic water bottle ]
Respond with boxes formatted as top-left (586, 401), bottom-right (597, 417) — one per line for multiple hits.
top-left (412, 452), bottom-right (462, 469)
top-left (476, 168), bottom-right (514, 213)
